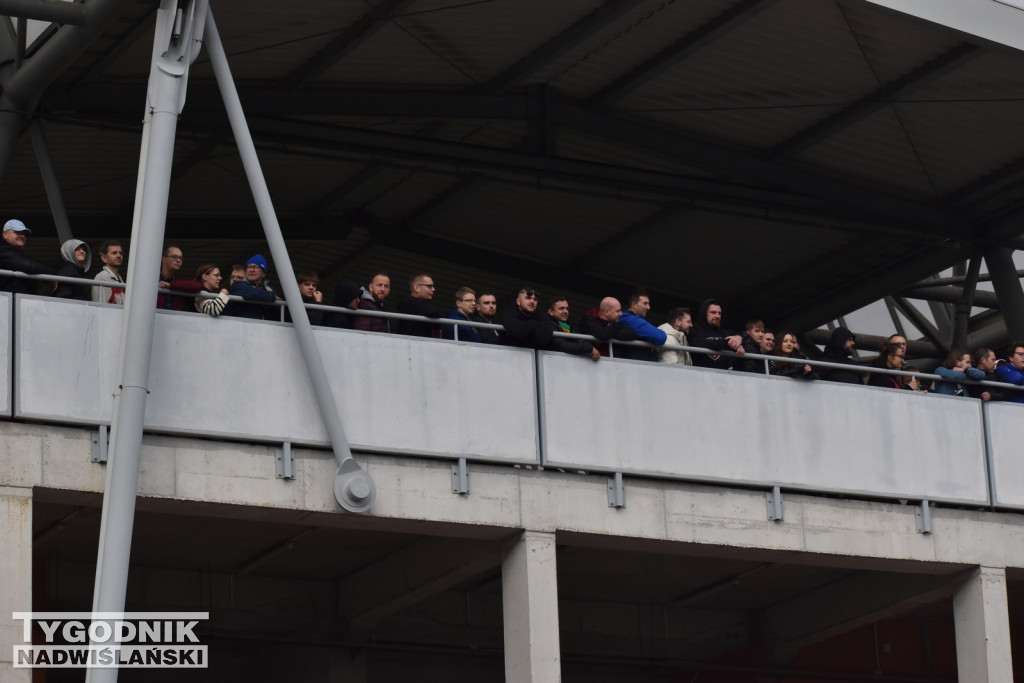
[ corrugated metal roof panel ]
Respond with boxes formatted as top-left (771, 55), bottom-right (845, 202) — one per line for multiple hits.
top-left (793, 108), bottom-right (938, 200)
top-left (414, 181), bottom-right (658, 262)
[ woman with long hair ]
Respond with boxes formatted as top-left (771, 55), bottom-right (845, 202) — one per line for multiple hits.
top-left (194, 263), bottom-right (230, 317)
top-left (934, 348), bottom-right (985, 397)
top-left (770, 332), bottom-right (816, 379)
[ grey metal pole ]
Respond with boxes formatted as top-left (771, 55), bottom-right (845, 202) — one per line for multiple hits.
top-left (87, 2), bottom-right (207, 681)
top-left (29, 120), bottom-right (73, 244)
top-left (953, 254), bottom-right (983, 349)
top-left (204, 9), bottom-right (375, 513)
top-left (985, 247), bottom-right (1024, 341)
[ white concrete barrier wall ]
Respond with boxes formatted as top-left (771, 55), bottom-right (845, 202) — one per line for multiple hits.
top-left (14, 297), bottom-right (539, 463)
top-left (985, 401), bottom-right (1024, 508)
top-left (539, 353), bottom-right (990, 505)
top-left (0, 293), bottom-right (10, 417)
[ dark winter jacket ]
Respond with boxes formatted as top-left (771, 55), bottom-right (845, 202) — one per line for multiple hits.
top-left (443, 310), bottom-right (482, 343)
top-left (819, 327), bottom-right (864, 385)
top-left (223, 279), bottom-right (278, 319)
top-left (472, 314), bottom-right (502, 344)
top-left (157, 274), bottom-right (202, 311)
top-left (689, 299), bottom-right (736, 370)
top-left (733, 333), bottom-right (767, 374)
top-left (53, 239), bottom-right (92, 301)
top-left (0, 242), bottom-right (55, 295)
top-left (396, 295), bottom-right (443, 337)
top-left (578, 309), bottom-right (636, 357)
top-left (324, 281), bottom-right (363, 330)
top-left (770, 350), bottom-right (817, 380)
top-left (500, 305), bottom-right (594, 357)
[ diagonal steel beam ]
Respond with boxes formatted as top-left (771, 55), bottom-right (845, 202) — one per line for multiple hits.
top-left (891, 296), bottom-right (949, 355)
top-left (480, 0), bottom-right (635, 94)
top-left (279, 0), bottom-right (412, 90)
top-left (586, 0), bottom-right (779, 108)
top-left (0, 0), bottom-right (86, 25)
top-left (768, 43), bottom-right (983, 161)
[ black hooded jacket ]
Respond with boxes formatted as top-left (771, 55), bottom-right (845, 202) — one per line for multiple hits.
top-left (819, 327), bottom-right (864, 384)
top-left (689, 299), bottom-right (736, 370)
top-left (500, 304), bottom-right (594, 357)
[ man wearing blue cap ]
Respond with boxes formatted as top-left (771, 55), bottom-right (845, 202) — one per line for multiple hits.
top-left (0, 219), bottom-right (55, 295)
top-left (223, 253), bottom-right (279, 319)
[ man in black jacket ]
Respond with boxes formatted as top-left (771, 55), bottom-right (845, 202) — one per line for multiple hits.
top-left (501, 287), bottom-right (598, 361)
top-left (473, 291), bottom-right (501, 343)
top-left (819, 327), bottom-right (865, 384)
top-left (578, 297), bottom-right (635, 357)
top-left (0, 219), bottom-right (54, 295)
top-left (689, 299), bottom-right (744, 370)
top-left (397, 272), bottom-right (443, 337)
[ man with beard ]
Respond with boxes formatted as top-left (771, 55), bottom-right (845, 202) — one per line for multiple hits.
top-left (352, 271), bottom-right (391, 333)
top-left (616, 288), bottom-right (667, 361)
top-left (819, 327), bottom-right (864, 384)
top-left (501, 286), bottom-right (598, 361)
top-left (473, 291), bottom-right (501, 344)
top-left (92, 240), bottom-right (125, 304)
top-left (657, 307), bottom-right (692, 365)
top-left (689, 299), bottom-right (744, 370)
top-left (967, 348), bottom-right (1005, 402)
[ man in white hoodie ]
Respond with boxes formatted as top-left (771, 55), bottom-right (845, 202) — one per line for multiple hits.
top-left (657, 307), bottom-right (692, 366)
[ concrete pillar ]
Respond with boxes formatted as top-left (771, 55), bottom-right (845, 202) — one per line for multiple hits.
top-left (953, 566), bottom-right (1013, 682)
top-left (0, 486), bottom-right (32, 683)
top-left (502, 531), bottom-right (561, 683)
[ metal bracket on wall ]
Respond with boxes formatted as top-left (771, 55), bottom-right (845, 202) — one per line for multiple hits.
top-left (91, 425), bottom-right (108, 464)
top-left (766, 485), bottom-right (784, 522)
top-left (276, 442), bottom-right (294, 480)
top-left (916, 499), bottom-right (932, 534)
top-left (607, 471), bottom-right (625, 508)
top-left (451, 457), bottom-right (470, 494)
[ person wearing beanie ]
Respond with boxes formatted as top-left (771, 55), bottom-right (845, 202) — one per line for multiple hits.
top-left (0, 219), bottom-right (55, 295)
top-left (223, 253), bottom-right (279, 319)
top-left (53, 239), bottom-right (92, 300)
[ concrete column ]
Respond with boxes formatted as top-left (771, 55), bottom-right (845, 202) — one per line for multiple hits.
top-left (953, 566), bottom-right (1013, 682)
top-left (502, 531), bottom-right (561, 683)
top-left (0, 486), bottom-right (32, 683)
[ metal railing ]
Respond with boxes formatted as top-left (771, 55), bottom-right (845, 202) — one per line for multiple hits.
top-left (2, 267), bottom-right (1023, 396)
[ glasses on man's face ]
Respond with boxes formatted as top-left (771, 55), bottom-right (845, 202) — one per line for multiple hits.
top-left (892, 341), bottom-right (906, 347)
top-left (521, 290), bottom-right (538, 299)
top-left (165, 254), bottom-right (183, 261)
top-left (417, 283), bottom-right (435, 289)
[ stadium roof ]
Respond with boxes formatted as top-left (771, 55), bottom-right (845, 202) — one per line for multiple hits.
top-left (5, 0), bottom-right (1024, 330)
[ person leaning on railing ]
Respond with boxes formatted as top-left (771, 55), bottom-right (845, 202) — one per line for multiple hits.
top-left (967, 349), bottom-right (1003, 402)
top-left (933, 348), bottom-right (986, 398)
top-left (223, 254), bottom-right (279, 320)
top-left (770, 332), bottom-right (816, 379)
top-left (818, 327), bottom-right (863, 384)
top-left (0, 219), bottom-right (55, 295)
top-left (53, 239), bottom-right (92, 301)
top-left (193, 263), bottom-right (230, 317)
top-left (995, 341), bottom-right (1024, 404)
top-left (501, 286), bottom-right (599, 361)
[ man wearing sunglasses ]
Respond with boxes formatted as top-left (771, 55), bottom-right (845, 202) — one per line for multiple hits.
top-left (501, 287), bottom-right (599, 361)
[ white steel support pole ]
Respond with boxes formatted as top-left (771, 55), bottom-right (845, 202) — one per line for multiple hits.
top-left (204, 9), bottom-right (375, 513)
top-left (502, 531), bottom-right (561, 683)
top-left (29, 120), bottom-right (72, 244)
top-left (953, 566), bottom-right (1013, 682)
top-left (87, 2), bottom-right (207, 681)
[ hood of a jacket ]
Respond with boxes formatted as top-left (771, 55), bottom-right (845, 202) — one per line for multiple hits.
top-left (60, 239), bottom-right (91, 272)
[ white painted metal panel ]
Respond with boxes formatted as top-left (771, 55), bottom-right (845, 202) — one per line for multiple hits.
top-left (985, 401), bottom-right (1024, 508)
top-left (14, 297), bottom-right (539, 463)
top-left (0, 293), bottom-right (10, 417)
top-left (540, 353), bottom-right (989, 504)
top-left (864, 0), bottom-right (1024, 52)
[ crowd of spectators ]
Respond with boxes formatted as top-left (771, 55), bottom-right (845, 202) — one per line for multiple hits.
top-left (2, 217), bottom-right (1024, 402)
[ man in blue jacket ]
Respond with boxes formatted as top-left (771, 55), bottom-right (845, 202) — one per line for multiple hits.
top-left (223, 254), bottom-right (279, 319)
top-left (995, 342), bottom-right (1024, 404)
top-left (616, 289), bottom-right (667, 361)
